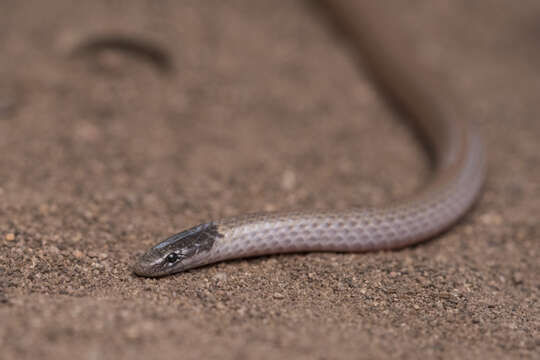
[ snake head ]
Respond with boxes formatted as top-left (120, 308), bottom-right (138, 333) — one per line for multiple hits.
top-left (132, 222), bottom-right (222, 277)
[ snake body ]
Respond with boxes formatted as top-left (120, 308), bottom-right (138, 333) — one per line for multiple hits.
top-left (133, 1), bottom-right (485, 277)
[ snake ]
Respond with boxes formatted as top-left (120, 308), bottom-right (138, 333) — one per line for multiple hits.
top-left (132, 1), bottom-right (486, 277)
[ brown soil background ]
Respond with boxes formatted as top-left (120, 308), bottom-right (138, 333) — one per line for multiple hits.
top-left (1, 1), bottom-right (539, 359)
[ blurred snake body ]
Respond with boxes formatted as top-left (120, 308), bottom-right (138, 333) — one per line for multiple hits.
top-left (133, 1), bottom-right (485, 277)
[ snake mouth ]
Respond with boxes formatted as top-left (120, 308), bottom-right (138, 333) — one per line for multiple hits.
top-left (132, 262), bottom-right (169, 278)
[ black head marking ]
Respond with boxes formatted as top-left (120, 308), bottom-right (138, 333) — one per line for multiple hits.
top-left (133, 222), bottom-right (224, 277)
top-left (154, 222), bottom-right (221, 253)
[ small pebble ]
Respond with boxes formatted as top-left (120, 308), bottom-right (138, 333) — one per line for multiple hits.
top-left (237, 306), bottom-right (247, 316)
top-left (512, 272), bottom-right (524, 285)
top-left (212, 272), bottom-right (227, 282)
top-left (73, 250), bottom-right (84, 259)
top-left (480, 213), bottom-right (503, 226)
top-left (281, 170), bottom-right (296, 190)
top-left (273, 292), bottom-right (285, 299)
top-left (5, 233), bottom-right (15, 241)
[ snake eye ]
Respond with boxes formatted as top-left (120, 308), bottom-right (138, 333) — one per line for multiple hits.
top-left (166, 253), bottom-right (179, 263)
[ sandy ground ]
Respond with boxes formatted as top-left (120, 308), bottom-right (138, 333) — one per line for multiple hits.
top-left (0, 1), bottom-right (539, 359)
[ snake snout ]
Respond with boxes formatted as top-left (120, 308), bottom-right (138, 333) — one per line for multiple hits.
top-left (132, 251), bottom-right (161, 277)
top-left (132, 259), bottom-right (151, 277)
